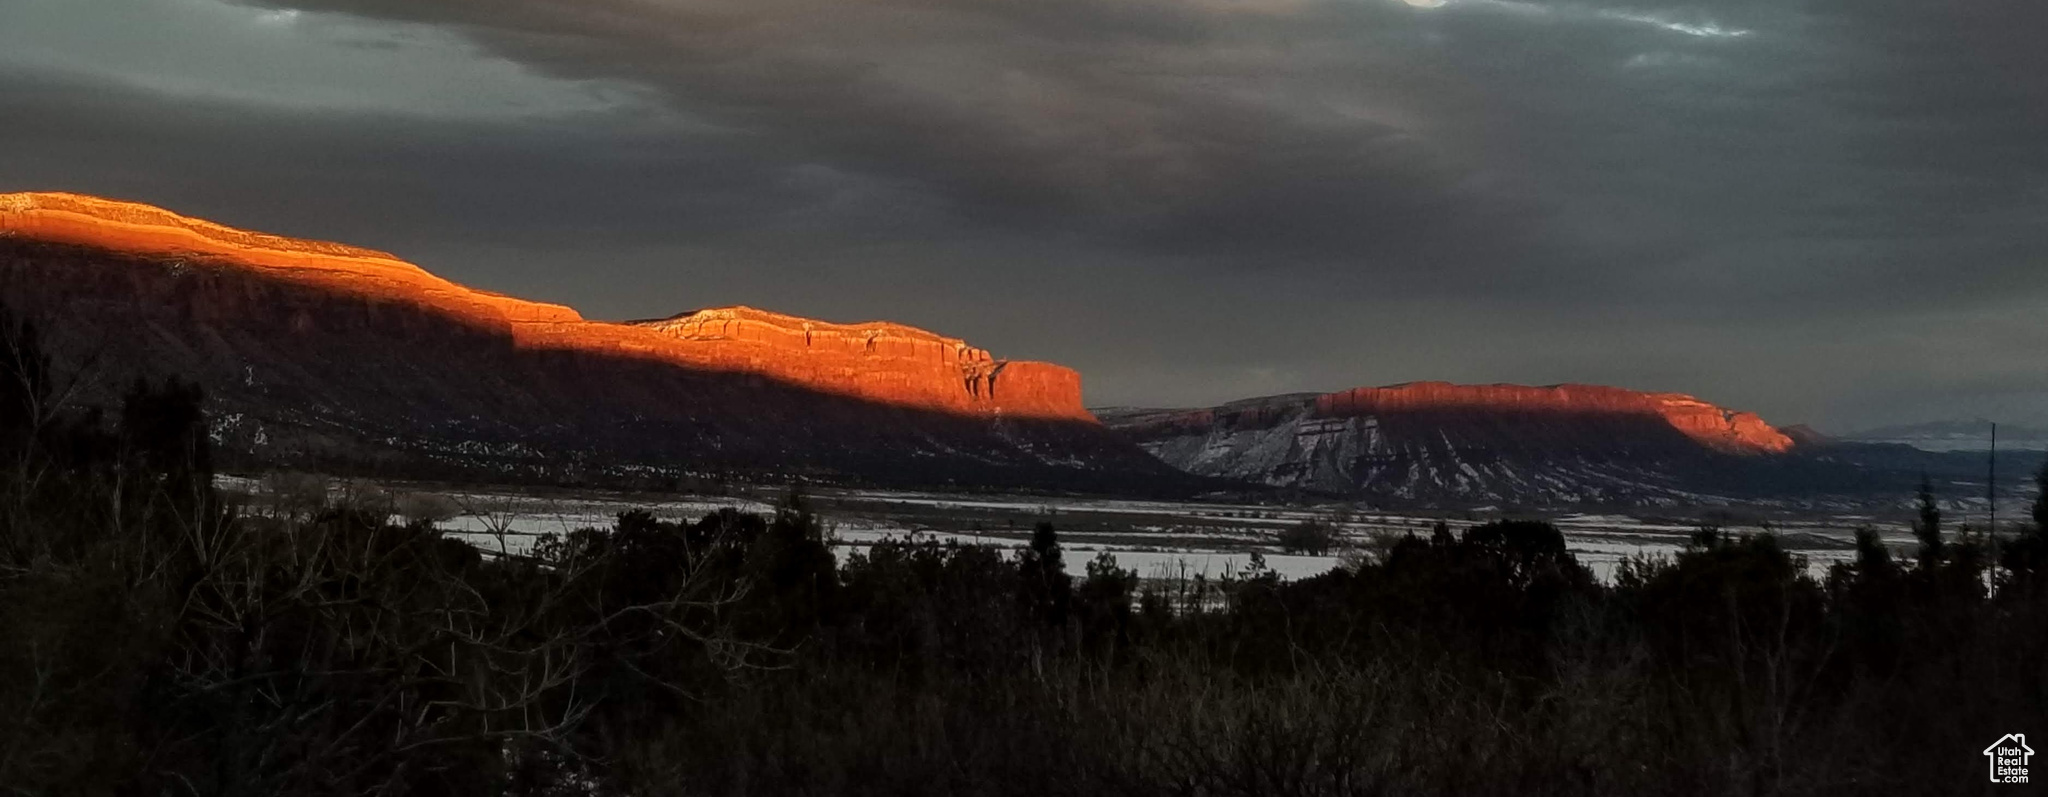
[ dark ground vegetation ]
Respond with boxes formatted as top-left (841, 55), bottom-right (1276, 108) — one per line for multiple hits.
top-left (3, 305), bottom-right (2045, 796)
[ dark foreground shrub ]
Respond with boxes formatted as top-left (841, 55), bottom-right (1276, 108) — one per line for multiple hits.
top-left (4, 305), bottom-right (2044, 795)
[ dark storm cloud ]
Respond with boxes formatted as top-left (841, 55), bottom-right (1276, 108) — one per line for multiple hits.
top-left (218, 0), bottom-right (1550, 269)
top-left (221, 0), bottom-right (2048, 294)
top-left (3, 0), bottom-right (2046, 428)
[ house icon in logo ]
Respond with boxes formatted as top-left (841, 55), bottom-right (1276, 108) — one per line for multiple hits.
top-left (1984, 734), bottom-right (2033, 784)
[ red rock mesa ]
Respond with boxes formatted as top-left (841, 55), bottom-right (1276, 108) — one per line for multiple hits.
top-left (0, 192), bottom-right (1087, 422)
top-left (1096, 382), bottom-right (1799, 503)
top-left (1108, 382), bottom-right (1792, 457)
top-left (1314, 382), bottom-right (1794, 454)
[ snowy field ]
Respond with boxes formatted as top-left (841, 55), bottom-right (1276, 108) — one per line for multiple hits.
top-left (443, 491), bottom-right (1892, 583)
top-left (220, 477), bottom-right (1910, 583)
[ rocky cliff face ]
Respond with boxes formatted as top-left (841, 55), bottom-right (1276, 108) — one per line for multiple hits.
top-left (0, 192), bottom-right (1178, 490)
top-left (1098, 383), bottom-right (1802, 505)
top-left (0, 192), bottom-right (1086, 422)
top-left (627, 306), bottom-right (1082, 420)
top-left (1316, 383), bottom-right (1792, 454)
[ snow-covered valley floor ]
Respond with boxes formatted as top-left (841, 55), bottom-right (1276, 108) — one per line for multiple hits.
top-left (221, 477), bottom-right (1926, 583)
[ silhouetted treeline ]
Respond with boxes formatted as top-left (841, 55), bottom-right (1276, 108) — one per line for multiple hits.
top-left (4, 305), bottom-right (2046, 796)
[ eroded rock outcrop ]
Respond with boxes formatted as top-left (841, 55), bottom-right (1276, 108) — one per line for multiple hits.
top-left (0, 192), bottom-right (1087, 422)
top-left (1098, 382), bottom-right (1798, 505)
top-left (0, 192), bottom-right (583, 325)
top-left (1315, 383), bottom-right (1793, 454)
top-left (623, 307), bottom-right (1081, 419)
top-left (0, 192), bottom-right (1168, 490)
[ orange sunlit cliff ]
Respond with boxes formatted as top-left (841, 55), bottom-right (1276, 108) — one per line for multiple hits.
top-left (1317, 382), bottom-right (1794, 454)
top-left (1, 191), bottom-right (1814, 499)
top-left (0, 192), bottom-right (1086, 422)
top-left (1108, 382), bottom-right (1792, 456)
top-left (1096, 382), bottom-right (1798, 503)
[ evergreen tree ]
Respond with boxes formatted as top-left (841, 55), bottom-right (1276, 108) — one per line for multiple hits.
top-left (1998, 462), bottom-right (2048, 589)
top-left (1853, 527), bottom-right (1895, 577)
top-left (2033, 460), bottom-right (2048, 533)
top-left (1430, 519), bottom-right (1455, 546)
top-left (1914, 474), bottom-right (1944, 568)
top-left (1017, 521), bottom-right (1070, 626)
top-left (1026, 521), bottom-right (1064, 576)
top-left (119, 376), bottom-right (212, 481)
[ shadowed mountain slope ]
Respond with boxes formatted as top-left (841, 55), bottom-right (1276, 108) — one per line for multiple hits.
top-left (0, 192), bottom-right (1192, 491)
top-left (1097, 384), bottom-right (1978, 507)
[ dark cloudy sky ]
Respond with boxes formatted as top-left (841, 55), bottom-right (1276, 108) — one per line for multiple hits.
top-left (2, 0), bottom-right (2044, 431)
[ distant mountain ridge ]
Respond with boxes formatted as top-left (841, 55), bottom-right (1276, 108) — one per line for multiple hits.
top-left (1099, 383), bottom-right (1847, 505)
top-left (0, 192), bottom-right (1085, 421)
top-left (5, 192), bottom-right (2024, 504)
top-left (0, 192), bottom-right (1189, 490)
top-left (1842, 419), bottom-right (2048, 452)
